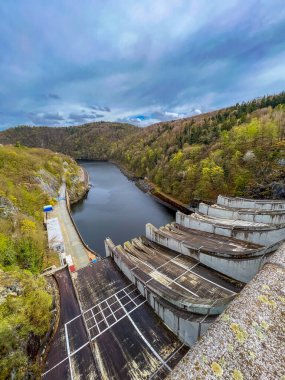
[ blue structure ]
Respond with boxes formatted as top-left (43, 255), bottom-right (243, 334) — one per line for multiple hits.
top-left (43, 205), bottom-right (53, 212)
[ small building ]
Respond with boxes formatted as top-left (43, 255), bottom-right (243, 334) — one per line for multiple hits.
top-left (46, 217), bottom-right (65, 254)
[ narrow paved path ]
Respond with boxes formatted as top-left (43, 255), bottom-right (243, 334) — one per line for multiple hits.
top-left (50, 183), bottom-right (91, 270)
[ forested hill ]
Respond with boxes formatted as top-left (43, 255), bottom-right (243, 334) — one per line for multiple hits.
top-left (0, 122), bottom-right (137, 160)
top-left (1, 92), bottom-right (285, 204)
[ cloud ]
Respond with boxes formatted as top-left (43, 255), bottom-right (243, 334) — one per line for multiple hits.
top-left (27, 112), bottom-right (65, 125)
top-left (0, 0), bottom-right (285, 128)
top-left (47, 93), bottom-right (61, 100)
top-left (118, 110), bottom-right (188, 126)
top-left (89, 105), bottom-right (111, 112)
top-left (68, 112), bottom-right (104, 124)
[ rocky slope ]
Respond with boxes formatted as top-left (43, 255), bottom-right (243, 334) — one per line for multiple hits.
top-left (0, 145), bottom-right (86, 379)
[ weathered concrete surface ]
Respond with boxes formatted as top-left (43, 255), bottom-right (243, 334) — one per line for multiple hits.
top-left (217, 195), bottom-right (285, 211)
top-left (199, 202), bottom-right (285, 225)
top-left (146, 223), bottom-right (274, 283)
top-left (109, 237), bottom-right (239, 314)
top-left (42, 268), bottom-right (99, 380)
top-left (50, 183), bottom-right (91, 270)
top-left (168, 244), bottom-right (285, 380)
top-left (147, 222), bottom-right (264, 258)
top-left (105, 238), bottom-right (241, 346)
top-left (177, 211), bottom-right (285, 246)
top-left (72, 259), bottom-right (188, 379)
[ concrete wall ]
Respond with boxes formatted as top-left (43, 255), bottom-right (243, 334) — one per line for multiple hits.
top-left (145, 224), bottom-right (270, 283)
top-left (176, 211), bottom-right (285, 246)
top-left (217, 195), bottom-right (285, 211)
top-left (168, 244), bottom-right (285, 380)
top-left (199, 202), bottom-right (285, 225)
top-left (105, 238), bottom-right (212, 347)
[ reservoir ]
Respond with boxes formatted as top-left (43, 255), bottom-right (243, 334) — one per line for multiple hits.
top-left (71, 161), bottom-right (175, 256)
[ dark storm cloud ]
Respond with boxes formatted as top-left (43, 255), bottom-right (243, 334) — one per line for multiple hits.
top-left (47, 93), bottom-right (61, 100)
top-left (0, 0), bottom-right (285, 128)
top-left (89, 105), bottom-right (111, 112)
top-left (68, 112), bottom-right (104, 124)
top-left (27, 112), bottom-right (65, 125)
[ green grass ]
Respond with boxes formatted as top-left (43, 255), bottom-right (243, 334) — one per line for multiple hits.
top-left (0, 145), bottom-right (81, 379)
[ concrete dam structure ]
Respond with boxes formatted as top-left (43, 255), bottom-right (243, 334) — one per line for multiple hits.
top-left (106, 194), bottom-right (285, 350)
top-left (44, 194), bottom-right (285, 379)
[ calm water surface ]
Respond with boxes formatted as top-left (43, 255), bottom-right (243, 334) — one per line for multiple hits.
top-left (71, 161), bottom-right (175, 256)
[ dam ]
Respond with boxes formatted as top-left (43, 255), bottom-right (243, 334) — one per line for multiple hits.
top-left (43, 167), bottom-right (285, 379)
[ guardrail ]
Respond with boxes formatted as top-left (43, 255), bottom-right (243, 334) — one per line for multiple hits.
top-left (65, 186), bottom-right (101, 260)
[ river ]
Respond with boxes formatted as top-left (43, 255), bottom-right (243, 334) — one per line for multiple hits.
top-left (71, 161), bottom-right (175, 256)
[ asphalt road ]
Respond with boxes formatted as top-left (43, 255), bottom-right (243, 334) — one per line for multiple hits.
top-left (54, 183), bottom-right (90, 270)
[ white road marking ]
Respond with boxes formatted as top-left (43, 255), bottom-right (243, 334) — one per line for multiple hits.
top-left (115, 294), bottom-right (172, 371)
top-left (149, 344), bottom-right (186, 379)
top-left (65, 283), bottom-right (135, 326)
top-left (89, 299), bottom-right (146, 340)
top-left (64, 324), bottom-right (74, 380)
top-left (127, 252), bottom-right (199, 297)
top-left (151, 253), bottom-right (183, 270)
top-left (84, 288), bottom-right (140, 324)
top-left (98, 303), bottom-right (108, 327)
top-left (91, 308), bottom-right (100, 332)
top-left (129, 244), bottom-right (236, 295)
top-left (42, 299), bottom-right (146, 377)
top-left (170, 262), bottom-right (199, 283)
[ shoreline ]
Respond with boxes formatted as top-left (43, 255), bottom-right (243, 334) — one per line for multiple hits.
top-left (74, 159), bottom-right (192, 216)
top-left (110, 160), bottom-right (192, 214)
top-left (65, 170), bottom-right (99, 260)
top-left (68, 166), bottom-right (91, 205)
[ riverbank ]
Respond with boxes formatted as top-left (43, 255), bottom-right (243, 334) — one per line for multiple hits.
top-left (110, 161), bottom-right (191, 214)
top-left (68, 166), bottom-right (91, 204)
top-left (71, 161), bottom-right (175, 256)
top-left (136, 179), bottom-right (192, 214)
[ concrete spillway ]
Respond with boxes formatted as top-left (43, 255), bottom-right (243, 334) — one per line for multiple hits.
top-left (106, 194), bottom-right (285, 350)
top-left (43, 263), bottom-right (188, 379)
top-left (44, 194), bottom-right (285, 379)
top-left (106, 237), bottom-right (239, 315)
top-left (217, 194), bottom-right (285, 210)
top-left (199, 202), bottom-right (285, 224)
top-left (176, 211), bottom-right (285, 246)
top-left (146, 222), bottom-right (278, 282)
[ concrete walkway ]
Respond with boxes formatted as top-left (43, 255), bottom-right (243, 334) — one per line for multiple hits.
top-left (50, 183), bottom-right (91, 270)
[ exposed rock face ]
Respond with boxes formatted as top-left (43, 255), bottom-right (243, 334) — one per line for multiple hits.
top-left (34, 169), bottom-right (60, 198)
top-left (247, 181), bottom-right (285, 200)
top-left (68, 166), bottom-right (90, 204)
top-left (0, 269), bottom-right (23, 304)
top-left (271, 181), bottom-right (285, 198)
top-left (0, 196), bottom-right (17, 218)
top-left (243, 150), bottom-right (256, 162)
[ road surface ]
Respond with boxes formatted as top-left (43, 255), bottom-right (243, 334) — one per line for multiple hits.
top-left (50, 183), bottom-right (91, 270)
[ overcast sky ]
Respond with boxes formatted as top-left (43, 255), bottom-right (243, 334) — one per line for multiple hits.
top-left (0, 0), bottom-right (285, 129)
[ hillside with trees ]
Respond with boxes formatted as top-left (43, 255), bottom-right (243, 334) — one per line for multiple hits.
top-left (0, 122), bottom-right (137, 160)
top-left (1, 92), bottom-right (285, 205)
top-left (0, 146), bottom-right (85, 378)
